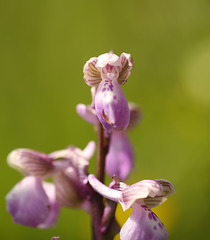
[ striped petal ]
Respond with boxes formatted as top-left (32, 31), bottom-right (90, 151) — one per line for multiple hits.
top-left (7, 149), bottom-right (54, 179)
top-left (118, 53), bottom-right (133, 85)
top-left (120, 180), bottom-right (164, 211)
top-left (83, 57), bottom-right (102, 87)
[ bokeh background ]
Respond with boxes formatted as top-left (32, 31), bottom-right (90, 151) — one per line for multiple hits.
top-left (1, 0), bottom-right (210, 239)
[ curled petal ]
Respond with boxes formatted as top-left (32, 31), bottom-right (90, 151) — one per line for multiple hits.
top-left (95, 79), bottom-right (130, 132)
top-left (38, 182), bottom-right (60, 228)
top-left (120, 180), bottom-right (164, 211)
top-left (82, 141), bottom-right (96, 160)
top-left (144, 179), bottom-right (176, 208)
top-left (120, 202), bottom-right (168, 240)
top-left (76, 104), bottom-right (98, 125)
top-left (105, 131), bottom-right (133, 180)
top-left (88, 174), bottom-right (122, 202)
top-left (6, 176), bottom-right (50, 227)
top-left (118, 53), bottom-right (133, 85)
top-left (7, 149), bottom-right (54, 179)
top-left (83, 57), bottom-right (102, 87)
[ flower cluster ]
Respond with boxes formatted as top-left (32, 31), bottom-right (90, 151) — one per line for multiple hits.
top-left (6, 142), bottom-right (96, 227)
top-left (6, 51), bottom-right (175, 240)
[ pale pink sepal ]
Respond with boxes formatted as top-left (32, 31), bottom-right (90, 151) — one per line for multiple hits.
top-left (76, 104), bottom-right (98, 125)
top-left (82, 141), bottom-right (96, 160)
top-left (88, 174), bottom-right (122, 202)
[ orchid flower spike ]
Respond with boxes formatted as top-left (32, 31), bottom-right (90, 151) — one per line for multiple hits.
top-left (83, 52), bottom-right (133, 132)
top-left (88, 174), bottom-right (175, 240)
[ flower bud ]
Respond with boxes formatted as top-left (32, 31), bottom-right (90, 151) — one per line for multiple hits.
top-left (95, 79), bottom-right (130, 132)
top-left (105, 131), bottom-right (133, 180)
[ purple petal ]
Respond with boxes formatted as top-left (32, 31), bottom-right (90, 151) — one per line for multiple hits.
top-left (38, 182), bottom-right (60, 228)
top-left (120, 180), bottom-right (163, 211)
top-left (120, 202), bottom-right (168, 240)
top-left (83, 57), bottom-right (102, 87)
top-left (118, 53), bottom-right (133, 85)
top-left (105, 131), bottom-right (133, 180)
top-left (6, 176), bottom-right (50, 227)
top-left (51, 237), bottom-right (60, 240)
top-left (76, 103), bottom-right (98, 125)
top-left (88, 174), bottom-right (122, 202)
top-left (7, 148), bottom-right (54, 179)
top-left (95, 79), bottom-right (130, 132)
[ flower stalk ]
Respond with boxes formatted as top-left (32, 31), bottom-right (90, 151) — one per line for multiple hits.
top-left (5, 51), bottom-right (176, 240)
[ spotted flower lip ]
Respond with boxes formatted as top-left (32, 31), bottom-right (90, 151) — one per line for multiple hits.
top-left (83, 51), bottom-right (133, 87)
top-left (88, 174), bottom-right (175, 240)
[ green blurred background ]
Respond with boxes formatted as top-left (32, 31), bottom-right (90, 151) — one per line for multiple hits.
top-left (1, 0), bottom-right (210, 239)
